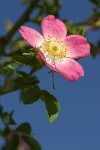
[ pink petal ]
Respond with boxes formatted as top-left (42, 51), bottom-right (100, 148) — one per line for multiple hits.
top-left (41, 15), bottom-right (67, 40)
top-left (65, 35), bottom-right (90, 59)
top-left (55, 58), bottom-right (84, 81)
top-left (19, 26), bottom-right (44, 48)
top-left (38, 50), bottom-right (58, 72)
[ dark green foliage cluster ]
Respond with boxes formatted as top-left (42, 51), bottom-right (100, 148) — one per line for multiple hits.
top-left (0, 108), bottom-right (41, 150)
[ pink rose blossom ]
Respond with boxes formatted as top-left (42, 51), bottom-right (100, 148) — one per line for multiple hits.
top-left (19, 15), bottom-right (90, 81)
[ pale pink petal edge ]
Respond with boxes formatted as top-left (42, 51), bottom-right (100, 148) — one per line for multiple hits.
top-left (65, 35), bottom-right (90, 59)
top-left (55, 58), bottom-right (84, 81)
top-left (19, 26), bottom-right (44, 48)
top-left (41, 15), bottom-right (67, 40)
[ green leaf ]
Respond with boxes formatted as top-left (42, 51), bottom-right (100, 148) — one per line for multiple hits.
top-left (41, 90), bottom-right (60, 124)
top-left (7, 134), bottom-right (19, 150)
top-left (89, 0), bottom-right (100, 7)
top-left (22, 136), bottom-right (41, 150)
top-left (21, 86), bottom-right (41, 104)
top-left (0, 105), bottom-right (3, 115)
top-left (0, 73), bottom-right (13, 94)
top-left (8, 111), bottom-right (16, 125)
top-left (16, 71), bottom-right (27, 77)
top-left (9, 48), bottom-right (39, 67)
top-left (16, 122), bottom-right (32, 135)
top-left (1, 112), bottom-right (9, 124)
top-left (90, 43), bottom-right (97, 58)
top-left (9, 49), bottom-right (44, 71)
top-left (1, 111), bottom-right (16, 125)
top-left (9, 117), bottom-right (16, 125)
top-left (44, 0), bottom-right (60, 17)
top-left (0, 61), bottom-right (15, 75)
top-left (0, 73), bottom-right (39, 95)
top-left (81, 28), bottom-right (86, 37)
top-left (12, 76), bottom-right (39, 90)
top-left (10, 54), bottom-right (33, 66)
top-left (4, 19), bottom-right (13, 32)
top-left (65, 21), bottom-right (85, 35)
top-left (1, 126), bottom-right (10, 138)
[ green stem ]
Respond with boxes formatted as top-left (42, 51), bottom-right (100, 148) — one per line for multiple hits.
top-left (74, 13), bottom-right (100, 28)
top-left (52, 71), bottom-right (55, 90)
top-left (0, 1), bottom-right (38, 50)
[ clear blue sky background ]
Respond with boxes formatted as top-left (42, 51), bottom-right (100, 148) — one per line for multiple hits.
top-left (0, 0), bottom-right (100, 150)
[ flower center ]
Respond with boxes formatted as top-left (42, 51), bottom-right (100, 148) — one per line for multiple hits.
top-left (52, 46), bottom-right (58, 51)
top-left (41, 36), bottom-right (67, 63)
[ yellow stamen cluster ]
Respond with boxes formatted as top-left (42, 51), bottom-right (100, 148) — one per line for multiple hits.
top-left (41, 36), bottom-right (67, 63)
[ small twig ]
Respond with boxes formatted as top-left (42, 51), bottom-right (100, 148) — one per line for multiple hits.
top-left (0, 0), bottom-right (39, 51)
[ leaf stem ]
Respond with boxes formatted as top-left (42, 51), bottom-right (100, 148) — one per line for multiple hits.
top-left (0, 1), bottom-right (38, 51)
top-left (52, 71), bottom-right (55, 90)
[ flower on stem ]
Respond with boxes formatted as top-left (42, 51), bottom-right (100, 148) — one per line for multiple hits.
top-left (19, 15), bottom-right (90, 81)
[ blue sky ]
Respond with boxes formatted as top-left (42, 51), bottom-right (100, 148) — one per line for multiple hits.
top-left (0, 0), bottom-right (100, 150)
